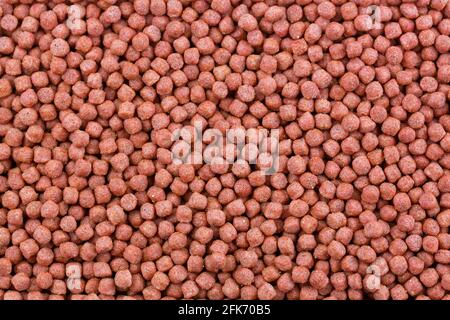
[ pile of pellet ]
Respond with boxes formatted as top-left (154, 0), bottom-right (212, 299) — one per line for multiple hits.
top-left (0, 0), bottom-right (449, 300)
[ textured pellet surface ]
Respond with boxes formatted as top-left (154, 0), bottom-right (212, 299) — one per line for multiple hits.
top-left (0, 0), bottom-right (449, 300)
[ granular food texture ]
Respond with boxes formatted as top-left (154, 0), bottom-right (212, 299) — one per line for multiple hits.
top-left (0, 0), bottom-right (449, 300)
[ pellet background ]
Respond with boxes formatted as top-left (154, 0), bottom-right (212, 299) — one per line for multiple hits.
top-left (0, 0), bottom-right (449, 300)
